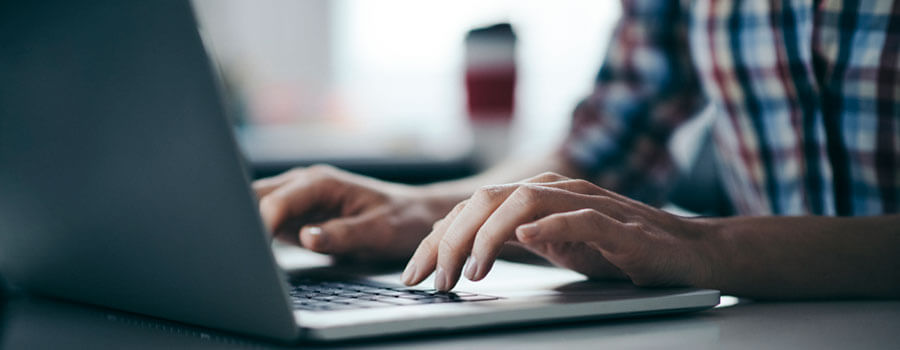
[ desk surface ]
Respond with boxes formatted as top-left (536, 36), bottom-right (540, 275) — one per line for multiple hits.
top-left (2, 294), bottom-right (898, 350)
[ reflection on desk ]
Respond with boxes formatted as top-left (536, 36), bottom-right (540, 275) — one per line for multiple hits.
top-left (2, 294), bottom-right (899, 350)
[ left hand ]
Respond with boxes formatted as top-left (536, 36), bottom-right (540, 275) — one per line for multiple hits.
top-left (401, 172), bottom-right (715, 291)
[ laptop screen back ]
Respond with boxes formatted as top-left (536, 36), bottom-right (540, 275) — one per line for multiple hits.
top-left (0, 0), bottom-right (297, 340)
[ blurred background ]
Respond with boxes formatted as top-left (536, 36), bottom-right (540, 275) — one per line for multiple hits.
top-left (191, 0), bottom-right (621, 183)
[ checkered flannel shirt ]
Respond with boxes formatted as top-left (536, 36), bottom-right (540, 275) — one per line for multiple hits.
top-left (563, 0), bottom-right (900, 216)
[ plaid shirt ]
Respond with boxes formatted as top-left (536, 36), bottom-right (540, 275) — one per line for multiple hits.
top-left (564, 0), bottom-right (900, 216)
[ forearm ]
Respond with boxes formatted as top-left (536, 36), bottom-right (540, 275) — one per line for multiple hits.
top-left (696, 214), bottom-right (900, 299)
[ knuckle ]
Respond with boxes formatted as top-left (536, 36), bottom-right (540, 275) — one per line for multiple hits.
top-left (583, 209), bottom-right (609, 229)
top-left (533, 171), bottom-right (564, 182)
top-left (286, 167), bottom-right (306, 176)
top-left (258, 196), bottom-right (287, 223)
top-left (473, 225), bottom-right (503, 246)
top-left (581, 208), bottom-right (602, 219)
top-left (593, 196), bottom-right (621, 212)
top-left (259, 193), bottom-right (285, 211)
top-left (510, 185), bottom-right (542, 207)
top-left (595, 195), bottom-right (614, 204)
top-left (574, 209), bottom-right (603, 232)
top-left (311, 173), bottom-right (341, 188)
top-left (416, 236), bottom-right (439, 256)
top-left (624, 221), bottom-right (647, 233)
top-left (250, 180), bottom-right (267, 191)
top-left (437, 238), bottom-right (458, 257)
top-left (431, 218), bottom-right (445, 231)
top-left (306, 164), bottom-right (335, 174)
top-left (572, 178), bottom-right (592, 186)
top-left (554, 212), bottom-right (576, 233)
top-left (473, 185), bottom-right (508, 203)
top-left (570, 179), bottom-right (596, 190)
top-left (450, 200), bottom-right (468, 214)
top-left (302, 165), bottom-right (339, 180)
top-left (326, 221), bottom-right (349, 237)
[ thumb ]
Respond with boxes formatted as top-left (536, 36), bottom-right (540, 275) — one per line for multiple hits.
top-left (299, 209), bottom-right (388, 255)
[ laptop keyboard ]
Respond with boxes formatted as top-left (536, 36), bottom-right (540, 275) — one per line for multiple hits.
top-left (288, 279), bottom-right (500, 312)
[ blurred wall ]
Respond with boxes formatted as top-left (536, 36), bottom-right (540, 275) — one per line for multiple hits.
top-left (192, 0), bottom-right (333, 124)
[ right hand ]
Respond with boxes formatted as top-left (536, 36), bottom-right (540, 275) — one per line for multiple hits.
top-left (253, 165), bottom-right (453, 262)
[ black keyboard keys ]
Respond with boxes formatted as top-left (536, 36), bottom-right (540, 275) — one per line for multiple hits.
top-left (288, 279), bottom-right (500, 312)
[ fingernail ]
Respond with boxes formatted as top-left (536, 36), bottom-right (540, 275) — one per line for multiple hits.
top-left (434, 266), bottom-right (448, 291)
top-left (517, 223), bottom-right (540, 240)
top-left (401, 260), bottom-right (417, 285)
top-left (463, 256), bottom-right (478, 281)
top-left (306, 226), bottom-right (327, 248)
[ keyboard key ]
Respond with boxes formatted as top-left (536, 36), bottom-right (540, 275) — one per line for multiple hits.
top-left (289, 279), bottom-right (499, 311)
top-left (374, 290), bottom-right (406, 297)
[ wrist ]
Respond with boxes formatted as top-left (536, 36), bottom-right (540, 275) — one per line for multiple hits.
top-left (685, 217), bottom-right (728, 290)
top-left (407, 184), bottom-right (466, 221)
top-left (416, 182), bottom-right (472, 214)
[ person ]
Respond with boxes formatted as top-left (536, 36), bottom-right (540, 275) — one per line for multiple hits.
top-left (253, 0), bottom-right (900, 300)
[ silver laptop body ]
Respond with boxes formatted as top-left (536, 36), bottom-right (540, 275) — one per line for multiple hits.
top-left (0, 0), bottom-right (719, 342)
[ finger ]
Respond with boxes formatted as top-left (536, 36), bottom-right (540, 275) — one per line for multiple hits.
top-left (515, 208), bottom-right (643, 255)
top-left (493, 177), bottom-right (634, 222)
top-left (432, 185), bottom-right (518, 291)
top-left (466, 186), bottom-right (602, 282)
top-left (434, 181), bottom-right (624, 290)
top-left (422, 174), bottom-right (576, 286)
top-left (520, 171), bottom-right (569, 184)
top-left (298, 208), bottom-right (388, 255)
top-left (537, 178), bottom-right (635, 205)
top-left (401, 200), bottom-right (467, 286)
top-left (255, 164), bottom-right (348, 208)
top-left (252, 175), bottom-right (291, 199)
top-left (533, 180), bottom-right (633, 222)
top-left (258, 175), bottom-right (344, 233)
top-left (518, 173), bottom-right (631, 206)
top-left (252, 168), bottom-right (302, 198)
top-left (515, 240), bottom-right (628, 280)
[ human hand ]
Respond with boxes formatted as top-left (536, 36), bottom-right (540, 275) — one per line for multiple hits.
top-left (401, 172), bottom-right (714, 291)
top-left (253, 165), bottom-right (453, 262)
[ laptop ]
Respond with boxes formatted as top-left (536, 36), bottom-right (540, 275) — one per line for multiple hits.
top-left (0, 0), bottom-right (720, 342)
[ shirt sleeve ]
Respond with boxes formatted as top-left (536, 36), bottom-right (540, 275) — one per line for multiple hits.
top-left (562, 0), bottom-right (706, 205)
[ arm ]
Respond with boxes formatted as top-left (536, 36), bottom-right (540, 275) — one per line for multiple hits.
top-left (701, 215), bottom-right (900, 299)
top-left (402, 172), bottom-right (900, 299)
